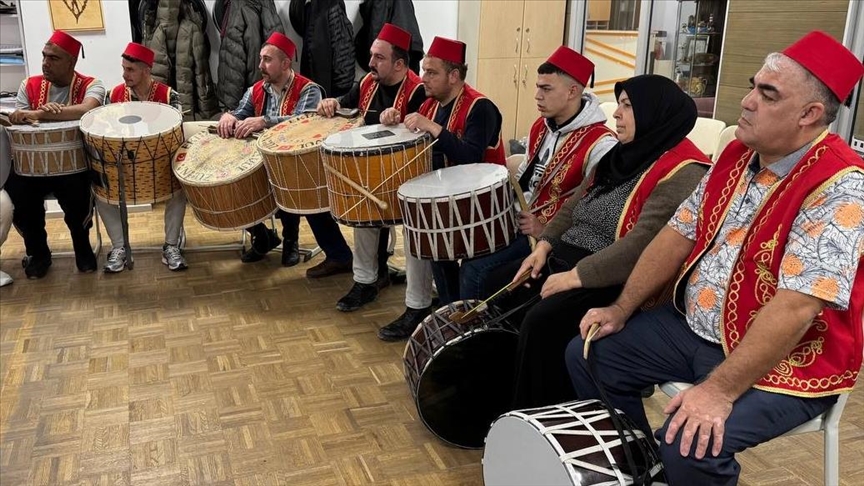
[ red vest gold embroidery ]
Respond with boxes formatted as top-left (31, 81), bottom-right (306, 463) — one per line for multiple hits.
top-left (526, 118), bottom-right (615, 224)
top-left (109, 81), bottom-right (172, 104)
top-left (675, 134), bottom-right (864, 396)
top-left (25, 72), bottom-right (96, 109)
top-left (251, 73), bottom-right (317, 117)
top-left (358, 70), bottom-right (423, 119)
top-left (418, 84), bottom-right (506, 165)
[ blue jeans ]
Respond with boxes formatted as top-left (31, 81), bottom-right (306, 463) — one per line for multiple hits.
top-left (565, 304), bottom-right (838, 486)
top-left (431, 235), bottom-right (532, 305)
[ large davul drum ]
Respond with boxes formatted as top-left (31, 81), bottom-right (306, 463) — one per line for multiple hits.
top-left (7, 120), bottom-right (88, 176)
top-left (257, 113), bottom-right (362, 214)
top-left (173, 131), bottom-right (276, 230)
top-left (80, 101), bottom-right (184, 204)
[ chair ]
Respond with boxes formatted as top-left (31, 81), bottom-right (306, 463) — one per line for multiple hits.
top-left (713, 125), bottom-right (738, 162)
top-left (599, 101), bottom-right (617, 131)
top-left (506, 154), bottom-right (525, 177)
top-left (687, 117), bottom-right (726, 159)
top-left (659, 381), bottom-right (849, 485)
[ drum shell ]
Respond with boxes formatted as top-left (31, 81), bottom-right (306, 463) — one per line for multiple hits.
top-left (323, 131), bottom-right (431, 227)
top-left (80, 102), bottom-right (184, 205)
top-left (173, 132), bottom-right (277, 231)
top-left (7, 121), bottom-right (88, 177)
top-left (403, 300), bottom-right (518, 449)
top-left (257, 113), bottom-right (363, 215)
top-left (399, 172), bottom-right (517, 261)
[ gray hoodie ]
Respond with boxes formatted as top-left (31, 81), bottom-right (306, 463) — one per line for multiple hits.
top-left (516, 92), bottom-right (617, 205)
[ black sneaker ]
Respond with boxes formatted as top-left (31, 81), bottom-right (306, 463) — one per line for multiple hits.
top-left (377, 306), bottom-right (432, 341)
top-left (75, 248), bottom-right (97, 273)
top-left (281, 240), bottom-right (300, 267)
top-left (241, 228), bottom-right (281, 263)
top-left (22, 254), bottom-right (52, 279)
top-left (337, 282), bottom-right (378, 312)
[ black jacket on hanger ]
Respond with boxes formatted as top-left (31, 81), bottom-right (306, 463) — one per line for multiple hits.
top-left (289, 0), bottom-right (356, 98)
top-left (354, 0), bottom-right (424, 74)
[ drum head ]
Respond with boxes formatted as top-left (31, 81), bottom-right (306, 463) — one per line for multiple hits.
top-left (416, 328), bottom-right (518, 449)
top-left (399, 163), bottom-right (509, 199)
top-left (257, 113), bottom-right (363, 155)
top-left (80, 101), bottom-right (182, 139)
top-left (173, 132), bottom-right (263, 186)
top-left (483, 415), bottom-right (575, 486)
top-left (322, 123), bottom-right (426, 154)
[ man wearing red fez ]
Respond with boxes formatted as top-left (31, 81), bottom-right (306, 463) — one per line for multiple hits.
top-left (567, 31), bottom-right (864, 484)
top-left (5, 30), bottom-right (106, 278)
top-left (96, 42), bottom-right (187, 274)
top-left (217, 32), bottom-right (353, 277)
top-left (450, 46), bottom-right (621, 306)
top-left (317, 22), bottom-right (427, 313)
top-left (378, 35), bottom-right (507, 341)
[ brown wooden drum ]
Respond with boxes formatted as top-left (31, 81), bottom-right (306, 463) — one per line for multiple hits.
top-left (321, 124), bottom-right (431, 227)
top-left (6, 120), bottom-right (88, 176)
top-left (398, 163), bottom-right (518, 261)
top-left (173, 131), bottom-right (276, 230)
top-left (80, 101), bottom-right (184, 204)
top-left (257, 113), bottom-right (363, 214)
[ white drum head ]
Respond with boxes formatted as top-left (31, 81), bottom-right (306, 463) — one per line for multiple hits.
top-left (322, 123), bottom-right (424, 152)
top-left (483, 415), bottom-right (574, 486)
top-left (79, 101), bottom-right (182, 139)
top-left (5, 119), bottom-right (80, 133)
top-left (399, 163), bottom-right (509, 199)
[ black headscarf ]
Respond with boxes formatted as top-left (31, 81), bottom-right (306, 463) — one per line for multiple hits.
top-left (593, 75), bottom-right (697, 186)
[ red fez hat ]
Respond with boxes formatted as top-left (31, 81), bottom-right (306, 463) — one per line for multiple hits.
top-left (48, 30), bottom-right (82, 58)
top-left (377, 23), bottom-right (411, 52)
top-left (783, 31), bottom-right (864, 103)
top-left (547, 46), bottom-right (594, 87)
top-left (265, 32), bottom-right (296, 60)
top-left (123, 42), bottom-right (155, 67)
top-left (427, 36), bottom-right (466, 65)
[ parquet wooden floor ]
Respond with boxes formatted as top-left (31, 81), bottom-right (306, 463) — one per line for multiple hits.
top-left (0, 204), bottom-right (861, 485)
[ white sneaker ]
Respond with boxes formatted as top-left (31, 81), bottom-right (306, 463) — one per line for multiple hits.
top-left (103, 247), bottom-right (127, 273)
top-left (162, 244), bottom-right (187, 271)
top-left (0, 270), bottom-right (12, 287)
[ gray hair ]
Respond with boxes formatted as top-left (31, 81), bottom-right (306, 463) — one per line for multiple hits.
top-left (763, 52), bottom-right (840, 125)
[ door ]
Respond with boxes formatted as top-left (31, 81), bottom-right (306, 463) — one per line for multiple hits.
top-left (521, 1), bottom-right (567, 58)
top-left (478, 0), bottom-right (526, 59)
top-left (477, 58), bottom-right (522, 142)
top-left (514, 57), bottom-right (547, 140)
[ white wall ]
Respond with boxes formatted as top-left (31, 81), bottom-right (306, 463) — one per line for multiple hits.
top-left (19, 0), bottom-right (132, 89)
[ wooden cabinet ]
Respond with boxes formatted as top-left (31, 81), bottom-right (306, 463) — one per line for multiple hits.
top-left (463, 0), bottom-right (566, 145)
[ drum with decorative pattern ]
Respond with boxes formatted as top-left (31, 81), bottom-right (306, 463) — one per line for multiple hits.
top-left (173, 131), bottom-right (276, 230)
top-left (7, 120), bottom-right (88, 177)
top-left (257, 113), bottom-right (363, 214)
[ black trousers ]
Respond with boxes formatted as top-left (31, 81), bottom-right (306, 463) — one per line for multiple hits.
top-left (5, 171), bottom-right (93, 258)
top-left (246, 210), bottom-right (354, 262)
top-left (483, 244), bottom-right (622, 409)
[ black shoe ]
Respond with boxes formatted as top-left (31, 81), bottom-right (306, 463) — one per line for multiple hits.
top-left (281, 240), bottom-right (300, 267)
top-left (336, 282), bottom-right (378, 312)
top-left (241, 229), bottom-right (281, 263)
top-left (22, 254), bottom-right (52, 279)
top-left (641, 386), bottom-right (655, 398)
top-left (377, 306), bottom-right (432, 341)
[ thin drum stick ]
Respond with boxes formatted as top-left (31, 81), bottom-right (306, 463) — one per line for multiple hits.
top-left (508, 172), bottom-right (537, 251)
top-left (451, 269), bottom-right (532, 324)
top-left (323, 162), bottom-right (389, 210)
top-left (582, 323), bottom-right (601, 360)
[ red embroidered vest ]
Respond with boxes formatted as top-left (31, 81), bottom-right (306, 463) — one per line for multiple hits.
top-left (251, 73), bottom-right (317, 117)
top-left (418, 84), bottom-right (506, 165)
top-left (675, 134), bottom-right (864, 396)
top-left (526, 117), bottom-right (615, 224)
top-left (358, 70), bottom-right (423, 119)
top-left (25, 72), bottom-right (96, 109)
top-left (109, 81), bottom-right (172, 104)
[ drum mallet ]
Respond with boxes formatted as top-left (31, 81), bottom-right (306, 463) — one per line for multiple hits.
top-left (508, 172), bottom-right (537, 251)
top-left (451, 269), bottom-right (533, 325)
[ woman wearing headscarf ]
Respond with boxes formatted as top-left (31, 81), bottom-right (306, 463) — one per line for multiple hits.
top-left (484, 75), bottom-right (711, 409)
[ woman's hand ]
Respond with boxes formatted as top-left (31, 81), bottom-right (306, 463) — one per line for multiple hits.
top-left (540, 267), bottom-right (582, 298)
